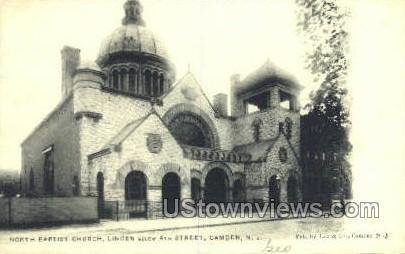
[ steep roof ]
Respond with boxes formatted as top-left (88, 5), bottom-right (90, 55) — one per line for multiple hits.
top-left (232, 135), bottom-right (280, 162)
top-left (103, 112), bottom-right (151, 149)
top-left (234, 60), bottom-right (303, 95)
top-left (160, 71), bottom-right (218, 115)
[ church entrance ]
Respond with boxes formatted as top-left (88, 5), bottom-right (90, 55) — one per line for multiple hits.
top-left (125, 171), bottom-right (147, 218)
top-left (204, 168), bottom-right (229, 203)
top-left (162, 173), bottom-right (181, 215)
top-left (269, 175), bottom-right (281, 206)
top-left (287, 175), bottom-right (299, 204)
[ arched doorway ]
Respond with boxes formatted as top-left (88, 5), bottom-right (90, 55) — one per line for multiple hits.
top-left (204, 168), bottom-right (229, 203)
top-left (191, 178), bottom-right (201, 202)
top-left (233, 179), bottom-right (245, 202)
top-left (287, 175), bottom-right (299, 203)
top-left (269, 175), bottom-right (281, 206)
top-left (125, 171), bottom-right (147, 218)
top-left (96, 172), bottom-right (104, 218)
top-left (162, 173), bottom-right (181, 215)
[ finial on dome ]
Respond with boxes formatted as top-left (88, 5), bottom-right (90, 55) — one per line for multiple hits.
top-left (122, 0), bottom-right (145, 26)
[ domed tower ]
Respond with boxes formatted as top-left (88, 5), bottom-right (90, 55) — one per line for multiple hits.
top-left (96, 0), bottom-right (175, 98)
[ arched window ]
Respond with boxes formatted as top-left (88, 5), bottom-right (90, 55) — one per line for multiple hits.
top-left (144, 70), bottom-right (152, 96)
top-left (120, 69), bottom-right (127, 91)
top-left (152, 72), bottom-right (159, 96)
top-left (129, 68), bottom-right (136, 93)
top-left (112, 70), bottom-right (119, 90)
top-left (159, 74), bottom-right (165, 95)
top-left (252, 118), bottom-right (263, 143)
top-left (108, 73), bottom-right (113, 87)
top-left (167, 112), bottom-right (214, 148)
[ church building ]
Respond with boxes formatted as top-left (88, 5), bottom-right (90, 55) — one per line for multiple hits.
top-left (21, 0), bottom-right (303, 218)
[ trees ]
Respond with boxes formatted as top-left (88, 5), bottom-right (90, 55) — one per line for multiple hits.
top-left (296, 0), bottom-right (352, 200)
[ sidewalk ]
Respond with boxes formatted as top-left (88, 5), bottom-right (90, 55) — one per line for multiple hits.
top-left (94, 214), bottom-right (287, 234)
top-left (0, 212), bottom-right (301, 237)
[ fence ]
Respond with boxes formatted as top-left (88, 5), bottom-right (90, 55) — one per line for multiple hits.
top-left (0, 197), bottom-right (98, 228)
top-left (99, 200), bottom-right (296, 220)
top-left (102, 200), bottom-right (150, 220)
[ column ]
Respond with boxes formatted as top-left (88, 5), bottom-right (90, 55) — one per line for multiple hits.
top-left (269, 86), bottom-right (280, 108)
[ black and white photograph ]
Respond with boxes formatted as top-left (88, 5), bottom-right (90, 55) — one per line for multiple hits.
top-left (0, 0), bottom-right (404, 253)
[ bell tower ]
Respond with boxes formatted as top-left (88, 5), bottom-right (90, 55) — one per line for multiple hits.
top-left (230, 60), bottom-right (303, 143)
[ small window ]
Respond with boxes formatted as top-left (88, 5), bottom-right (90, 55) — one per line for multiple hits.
top-left (129, 69), bottom-right (136, 92)
top-left (159, 74), bottom-right (165, 95)
top-left (144, 70), bottom-right (152, 96)
top-left (252, 118), bottom-right (262, 142)
top-left (152, 72), bottom-right (159, 96)
top-left (112, 70), bottom-right (119, 90)
top-left (120, 69), bottom-right (127, 90)
top-left (278, 147), bottom-right (287, 163)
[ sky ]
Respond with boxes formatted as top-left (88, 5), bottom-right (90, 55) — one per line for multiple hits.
top-left (0, 0), bottom-right (313, 170)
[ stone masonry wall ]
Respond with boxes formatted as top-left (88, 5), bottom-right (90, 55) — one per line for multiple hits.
top-left (21, 97), bottom-right (81, 197)
top-left (245, 133), bottom-right (301, 203)
top-left (73, 84), bottom-right (150, 194)
top-left (156, 73), bottom-right (234, 150)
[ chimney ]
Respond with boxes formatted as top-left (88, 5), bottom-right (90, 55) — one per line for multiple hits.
top-left (230, 73), bottom-right (243, 117)
top-left (61, 46), bottom-right (81, 99)
top-left (230, 73), bottom-right (240, 86)
top-left (213, 93), bottom-right (228, 117)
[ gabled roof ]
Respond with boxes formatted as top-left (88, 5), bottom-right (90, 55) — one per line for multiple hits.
top-left (235, 60), bottom-right (303, 95)
top-left (160, 71), bottom-right (218, 115)
top-left (88, 108), bottom-right (181, 161)
top-left (103, 112), bottom-right (151, 149)
top-left (232, 134), bottom-right (280, 162)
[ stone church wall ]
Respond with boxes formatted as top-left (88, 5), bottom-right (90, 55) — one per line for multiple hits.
top-left (156, 74), bottom-right (235, 150)
top-left (73, 85), bottom-right (150, 194)
top-left (245, 133), bottom-right (302, 203)
top-left (89, 113), bottom-right (192, 217)
top-left (21, 97), bottom-right (81, 197)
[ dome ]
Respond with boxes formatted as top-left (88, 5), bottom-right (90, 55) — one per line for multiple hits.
top-left (96, 0), bottom-right (169, 67)
top-left (97, 24), bottom-right (168, 66)
top-left (94, 0), bottom-right (175, 98)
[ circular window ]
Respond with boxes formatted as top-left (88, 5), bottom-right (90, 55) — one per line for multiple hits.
top-left (278, 147), bottom-right (287, 163)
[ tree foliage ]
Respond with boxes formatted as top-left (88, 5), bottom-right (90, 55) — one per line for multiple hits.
top-left (296, 0), bottom-right (351, 154)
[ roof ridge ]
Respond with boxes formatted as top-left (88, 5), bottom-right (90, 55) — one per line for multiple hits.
top-left (159, 71), bottom-right (191, 100)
